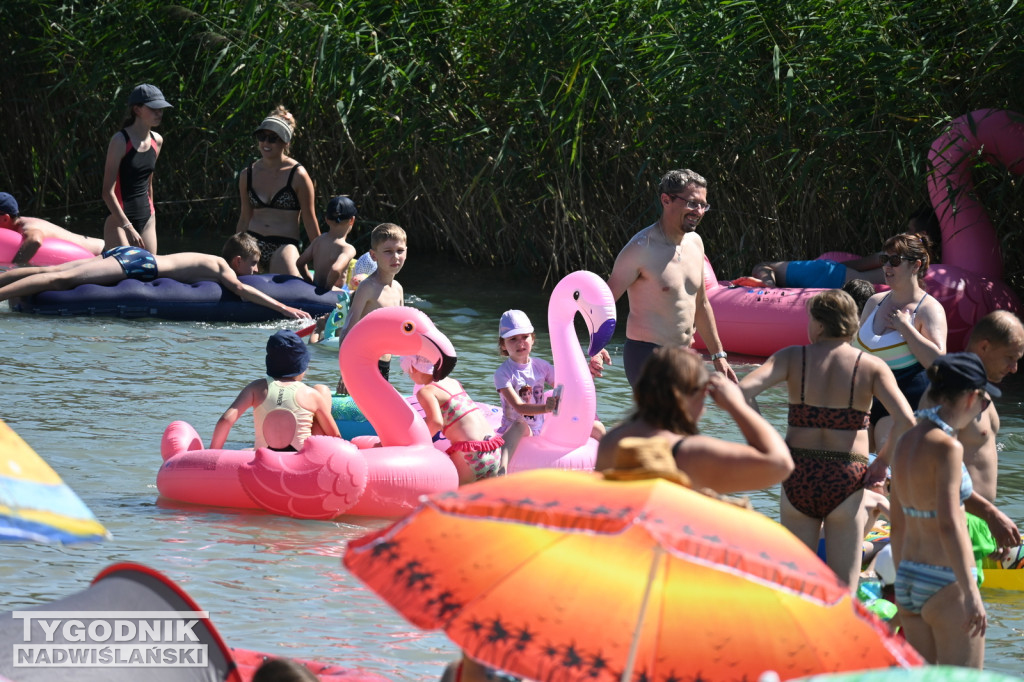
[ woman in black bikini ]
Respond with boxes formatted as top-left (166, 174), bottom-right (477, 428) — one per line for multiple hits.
top-left (235, 106), bottom-right (320, 276)
top-left (101, 84), bottom-right (172, 253)
top-left (595, 346), bottom-right (792, 494)
top-left (741, 290), bottom-right (915, 587)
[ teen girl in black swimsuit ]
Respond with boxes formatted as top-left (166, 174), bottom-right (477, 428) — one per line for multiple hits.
top-left (235, 106), bottom-right (320, 276)
top-left (101, 84), bottom-right (172, 253)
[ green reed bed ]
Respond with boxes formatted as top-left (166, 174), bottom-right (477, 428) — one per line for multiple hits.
top-left (0, 0), bottom-right (1021, 286)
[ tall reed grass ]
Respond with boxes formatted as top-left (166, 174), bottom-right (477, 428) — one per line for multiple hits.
top-left (1, 0), bottom-right (1021, 286)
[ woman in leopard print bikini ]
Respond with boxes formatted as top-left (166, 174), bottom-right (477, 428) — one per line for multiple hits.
top-left (741, 289), bottom-right (916, 588)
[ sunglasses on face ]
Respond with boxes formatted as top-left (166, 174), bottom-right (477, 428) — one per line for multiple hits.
top-left (879, 253), bottom-right (912, 267)
top-left (255, 131), bottom-right (282, 144)
top-left (667, 194), bottom-right (712, 212)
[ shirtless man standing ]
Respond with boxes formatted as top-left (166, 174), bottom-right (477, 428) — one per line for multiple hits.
top-left (605, 169), bottom-right (736, 387)
top-left (919, 311), bottom-right (1024, 561)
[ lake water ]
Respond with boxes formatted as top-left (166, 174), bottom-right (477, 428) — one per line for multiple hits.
top-left (2, 256), bottom-right (1024, 679)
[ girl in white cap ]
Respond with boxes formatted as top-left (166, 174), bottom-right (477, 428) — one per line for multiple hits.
top-left (101, 83), bottom-right (172, 254)
top-left (494, 309), bottom-right (604, 463)
top-left (235, 106), bottom-right (321, 277)
top-left (401, 355), bottom-right (504, 483)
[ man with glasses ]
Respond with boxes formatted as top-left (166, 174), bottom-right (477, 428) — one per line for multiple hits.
top-left (918, 311), bottom-right (1024, 575)
top-left (603, 169), bottom-right (737, 388)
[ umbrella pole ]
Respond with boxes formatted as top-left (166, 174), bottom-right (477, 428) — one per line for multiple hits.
top-left (621, 546), bottom-right (663, 682)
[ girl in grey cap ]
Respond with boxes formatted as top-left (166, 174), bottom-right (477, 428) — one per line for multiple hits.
top-left (101, 83), bottom-right (172, 254)
top-left (235, 106), bottom-right (321, 278)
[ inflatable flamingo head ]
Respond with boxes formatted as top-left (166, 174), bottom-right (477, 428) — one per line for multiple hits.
top-left (549, 271), bottom-right (617, 357)
top-left (340, 306), bottom-right (457, 382)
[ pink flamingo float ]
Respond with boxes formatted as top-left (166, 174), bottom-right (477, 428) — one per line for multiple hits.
top-left (696, 109), bottom-right (1023, 357)
top-left (507, 270), bottom-right (617, 472)
top-left (238, 306), bottom-right (460, 519)
top-left (158, 306), bottom-right (461, 520)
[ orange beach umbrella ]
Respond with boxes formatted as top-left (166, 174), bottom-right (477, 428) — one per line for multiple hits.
top-left (343, 469), bottom-right (922, 682)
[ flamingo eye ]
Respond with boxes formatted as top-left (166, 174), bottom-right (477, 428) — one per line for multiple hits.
top-left (402, 321), bottom-right (415, 334)
top-left (573, 291), bottom-right (580, 301)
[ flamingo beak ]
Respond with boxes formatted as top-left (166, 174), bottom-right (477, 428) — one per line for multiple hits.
top-left (576, 291), bottom-right (617, 357)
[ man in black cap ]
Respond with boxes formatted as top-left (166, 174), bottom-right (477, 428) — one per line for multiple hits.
top-left (211, 330), bottom-right (340, 450)
top-left (296, 196), bottom-right (358, 291)
top-left (0, 192), bottom-right (104, 264)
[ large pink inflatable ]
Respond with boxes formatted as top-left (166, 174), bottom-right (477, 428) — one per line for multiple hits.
top-left (696, 109), bottom-right (1023, 357)
top-left (240, 306), bottom-right (461, 518)
top-left (0, 228), bottom-right (93, 266)
top-left (506, 270), bottom-right (616, 472)
top-left (928, 109), bottom-right (1024, 282)
top-left (157, 420), bottom-right (365, 516)
top-left (158, 307), bottom-right (461, 520)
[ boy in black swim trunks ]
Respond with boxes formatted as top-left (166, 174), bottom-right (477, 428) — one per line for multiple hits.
top-left (0, 233), bottom-right (311, 320)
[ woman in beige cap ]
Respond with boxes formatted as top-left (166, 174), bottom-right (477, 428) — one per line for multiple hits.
top-left (235, 106), bottom-right (320, 276)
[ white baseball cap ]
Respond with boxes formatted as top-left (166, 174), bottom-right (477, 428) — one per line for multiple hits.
top-left (499, 310), bottom-right (534, 338)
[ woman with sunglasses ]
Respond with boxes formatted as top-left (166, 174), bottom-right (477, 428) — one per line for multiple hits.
top-left (853, 232), bottom-right (947, 452)
top-left (595, 346), bottom-right (792, 494)
top-left (740, 290), bottom-right (915, 588)
top-left (235, 106), bottom-right (320, 276)
top-left (890, 352), bottom-right (997, 667)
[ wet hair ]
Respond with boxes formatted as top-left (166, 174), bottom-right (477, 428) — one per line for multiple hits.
top-left (807, 289), bottom-right (859, 339)
top-left (497, 332), bottom-right (536, 357)
top-left (840, 279), bottom-right (875, 315)
top-left (252, 658), bottom-right (319, 682)
top-left (659, 169), bottom-right (707, 196)
top-left (969, 310), bottom-right (1024, 348)
top-left (370, 222), bottom-right (407, 248)
top-left (882, 232), bottom-right (934, 285)
top-left (221, 232), bottom-right (260, 262)
top-left (630, 346), bottom-right (707, 435)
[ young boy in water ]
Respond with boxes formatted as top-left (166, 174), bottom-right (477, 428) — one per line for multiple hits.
top-left (296, 195), bottom-right (358, 291)
top-left (335, 223), bottom-right (407, 394)
top-left (211, 330), bottom-right (340, 450)
top-left (0, 233), bottom-right (311, 320)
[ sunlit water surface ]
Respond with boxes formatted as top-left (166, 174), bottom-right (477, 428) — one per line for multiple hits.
top-left (2, 258), bottom-right (1023, 678)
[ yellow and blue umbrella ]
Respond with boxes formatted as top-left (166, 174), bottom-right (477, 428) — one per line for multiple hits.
top-left (0, 419), bottom-right (109, 543)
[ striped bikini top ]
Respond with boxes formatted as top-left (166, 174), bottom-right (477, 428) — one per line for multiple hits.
top-left (852, 293), bottom-right (930, 372)
top-left (431, 382), bottom-right (480, 433)
top-left (787, 347), bottom-right (870, 431)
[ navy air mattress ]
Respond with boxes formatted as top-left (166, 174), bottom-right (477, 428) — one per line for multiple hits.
top-left (10, 274), bottom-right (337, 322)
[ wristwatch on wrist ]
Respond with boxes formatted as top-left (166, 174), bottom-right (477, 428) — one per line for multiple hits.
top-left (710, 351), bottom-right (728, 361)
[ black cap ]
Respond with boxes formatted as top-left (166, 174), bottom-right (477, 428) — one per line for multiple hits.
top-left (265, 330), bottom-right (310, 378)
top-left (0, 192), bottom-right (19, 217)
top-left (128, 84), bottom-right (173, 109)
top-left (931, 352), bottom-right (1001, 398)
top-left (326, 196), bottom-right (357, 221)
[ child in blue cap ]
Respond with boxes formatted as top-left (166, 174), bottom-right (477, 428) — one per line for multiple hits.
top-left (211, 330), bottom-right (340, 450)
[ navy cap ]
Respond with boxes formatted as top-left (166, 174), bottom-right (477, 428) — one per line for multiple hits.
top-left (931, 352), bottom-right (1001, 398)
top-left (0, 192), bottom-right (18, 216)
top-left (326, 196), bottom-right (357, 221)
top-left (265, 330), bottom-right (310, 378)
top-left (129, 84), bottom-right (173, 109)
